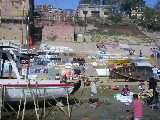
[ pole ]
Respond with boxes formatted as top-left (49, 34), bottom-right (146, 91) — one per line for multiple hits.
top-left (66, 88), bottom-right (70, 117)
top-left (17, 89), bottom-right (23, 119)
top-left (26, 56), bottom-right (30, 80)
top-left (0, 48), bottom-right (2, 77)
top-left (32, 91), bottom-right (39, 120)
top-left (22, 1), bottom-right (24, 44)
top-left (22, 92), bottom-right (26, 120)
top-left (36, 81), bottom-right (39, 110)
top-left (50, 93), bottom-right (68, 115)
top-left (43, 91), bottom-right (45, 117)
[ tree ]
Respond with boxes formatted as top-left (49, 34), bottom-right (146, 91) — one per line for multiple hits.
top-left (154, 0), bottom-right (160, 9)
top-left (79, 0), bottom-right (102, 5)
top-left (138, 6), bottom-right (160, 30)
top-left (102, 0), bottom-right (122, 12)
top-left (79, 0), bottom-right (91, 4)
top-left (90, 0), bottom-right (102, 5)
top-left (120, 0), bottom-right (146, 18)
top-left (108, 12), bottom-right (123, 24)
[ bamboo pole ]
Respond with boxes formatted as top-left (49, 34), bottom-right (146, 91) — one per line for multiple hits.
top-left (32, 91), bottom-right (39, 120)
top-left (17, 89), bottom-right (23, 118)
top-left (36, 81), bottom-right (39, 110)
top-left (50, 93), bottom-right (68, 115)
top-left (78, 89), bottom-right (84, 106)
top-left (5, 101), bottom-right (17, 114)
top-left (22, 80), bottom-right (30, 120)
top-left (68, 93), bottom-right (79, 106)
top-left (43, 91), bottom-right (46, 117)
top-left (22, 91), bottom-right (27, 120)
top-left (3, 106), bottom-right (12, 117)
top-left (66, 88), bottom-right (70, 117)
top-left (38, 93), bottom-right (57, 111)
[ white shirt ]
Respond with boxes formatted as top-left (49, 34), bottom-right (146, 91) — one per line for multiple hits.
top-left (152, 67), bottom-right (158, 74)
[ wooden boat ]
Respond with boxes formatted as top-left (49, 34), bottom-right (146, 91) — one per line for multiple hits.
top-left (0, 41), bottom-right (81, 102)
top-left (0, 79), bottom-right (80, 102)
top-left (111, 66), bottom-right (160, 81)
top-left (105, 58), bottom-right (132, 63)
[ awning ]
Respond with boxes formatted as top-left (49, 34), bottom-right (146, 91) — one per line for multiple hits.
top-left (135, 62), bottom-right (152, 66)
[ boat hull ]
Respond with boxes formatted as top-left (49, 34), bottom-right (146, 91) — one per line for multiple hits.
top-left (0, 79), bottom-right (76, 102)
top-left (4, 86), bottom-right (74, 102)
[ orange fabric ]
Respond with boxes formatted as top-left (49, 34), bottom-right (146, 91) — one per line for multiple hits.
top-left (109, 85), bottom-right (119, 90)
top-left (29, 36), bottom-right (33, 47)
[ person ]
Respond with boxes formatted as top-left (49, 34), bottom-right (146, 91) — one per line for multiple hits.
top-left (152, 66), bottom-right (158, 79)
top-left (56, 100), bottom-right (64, 110)
top-left (129, 50), bottom-right (135, 55)
top-left (128, 94), bottom-right (143, 120)
top-left (90, 81), bottom-right (97, 96)
top-left (63, 74), bottom-right (67, 83)
top-left (151, 88), bottom-right (159, 109)
top-left (149, 77), bottom-right (157, 90)
top-left (139, 50), bottom-right (142, 57)
top-left (121, 85), bottom-right (130, 96)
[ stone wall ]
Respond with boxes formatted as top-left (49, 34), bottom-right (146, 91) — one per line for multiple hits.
top-left (42, 21), bottom-right (74, 41)
top-left (0, 23), bottom-right (27, 44)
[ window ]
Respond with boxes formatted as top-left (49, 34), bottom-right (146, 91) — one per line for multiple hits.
top-left (83, 11), bottom-right (88, 14)
top-left (104, 12), bottom-right (108, 15)
top-left (91, 11), bottom-right (100, 17)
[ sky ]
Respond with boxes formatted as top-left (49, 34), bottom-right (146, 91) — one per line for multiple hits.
top-left (34, 0), bottom-right (158, 10)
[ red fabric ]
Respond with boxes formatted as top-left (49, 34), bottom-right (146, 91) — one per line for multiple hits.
top-left (29, 36), bottom-right (33, 47)
top-left (140, 83), bottom-right (144, 85)
top-left (109, 64), bottom-right (115, 66)
top-left (109, 85), bottom-right (119, 90)
top-left (56, 73), bottom-right (60, 76)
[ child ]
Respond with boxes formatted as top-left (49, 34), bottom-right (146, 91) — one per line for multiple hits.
top-left (121, 85), bottom-right (130, 96)
top-left (128, 94), bottom-right (143, 120)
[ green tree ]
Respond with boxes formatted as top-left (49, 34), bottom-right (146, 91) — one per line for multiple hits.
top-left (79, 0), bottom-right (102, 4)
top-left (108, 12), bottom-right (123, 24)
top-left (154, 0), bottom-right (160, 9)
top-left (120, 0), bottom-right (145, 18)
top-left (139, 6), bottom-right (160, 30)
top-left (90, 0), bottom-right (102, 5)
top-left (102, 0), bottom-right (122, 12)
top-left (79, 0), bottom-right (91, 4)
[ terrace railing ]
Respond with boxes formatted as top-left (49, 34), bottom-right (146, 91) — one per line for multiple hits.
top-left (0, 39), bottom-right (34, 53)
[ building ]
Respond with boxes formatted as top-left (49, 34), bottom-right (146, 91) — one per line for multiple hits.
top-left (42, 21), bottom-right (74, 42)
top-left (34, 5), bottom-right (75, 42)
top-left (0, 0), bottom-right (34, 46)
top-left (34, 5), bottom-right (76, 21)
top-left (34, 5), bottom-right (63, 13)
top-left (77, 4), bottom-right (112, 18)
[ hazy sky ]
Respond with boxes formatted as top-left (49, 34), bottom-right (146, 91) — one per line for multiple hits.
top-left (34, 0), bottom-right (158, 10)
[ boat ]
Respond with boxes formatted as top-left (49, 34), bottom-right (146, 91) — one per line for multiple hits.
top-left (110, 66), bottom-right (160, 81)
top-left (0, 79), bottom-right (79, 102)
top-left (104, 58), bottom-right (132, 63)
top-left (0, 41), bottom-right (81, 102)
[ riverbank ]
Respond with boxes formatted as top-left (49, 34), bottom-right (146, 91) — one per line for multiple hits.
top-left (2, 81), bottom-right (160, 120)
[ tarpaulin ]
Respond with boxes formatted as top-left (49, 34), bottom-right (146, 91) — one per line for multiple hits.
top-left (48, 69), bottom-right (60, 76)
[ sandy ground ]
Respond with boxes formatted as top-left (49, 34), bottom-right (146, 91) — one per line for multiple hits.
top-left (2, 82), bottom-right (160, 120)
